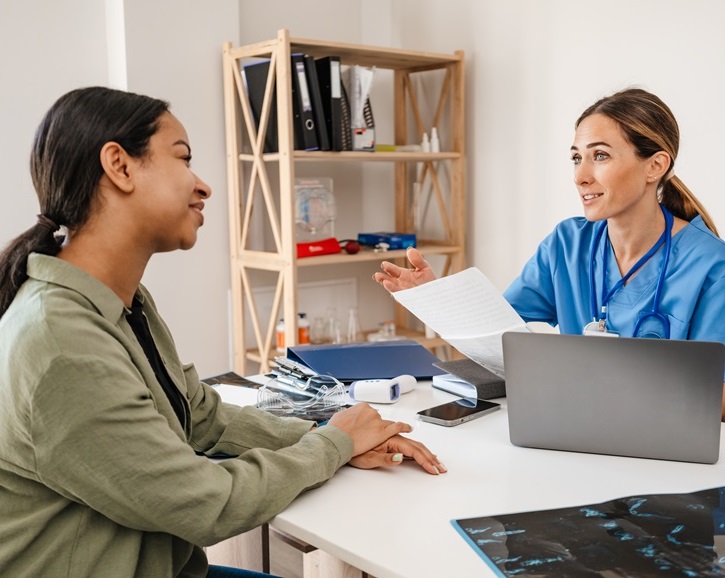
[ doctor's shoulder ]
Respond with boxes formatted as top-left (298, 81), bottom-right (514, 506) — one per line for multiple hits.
top-left (677, 215), bottom-right (725, 263)
top-left (540, 216), bottom-right (599, 256)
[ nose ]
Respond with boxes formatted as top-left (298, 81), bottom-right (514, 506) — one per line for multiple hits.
top-left (574, 159), bottom-right (593, 187)
top-left (195, 173), bottom-right (212, 199)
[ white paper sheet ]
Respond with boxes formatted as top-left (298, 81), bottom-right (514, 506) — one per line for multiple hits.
top-left (392, 267), bottom-right (529, 376)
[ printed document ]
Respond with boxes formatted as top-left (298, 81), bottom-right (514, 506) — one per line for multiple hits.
top-left (392, 267), bottom-right (529, 377)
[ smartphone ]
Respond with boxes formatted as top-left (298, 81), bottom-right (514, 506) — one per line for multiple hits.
top-left (417, 398), bottom-right (500, 427)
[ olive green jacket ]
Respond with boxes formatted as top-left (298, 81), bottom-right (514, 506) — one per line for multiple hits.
top-left (0, 254), bottom-right (353, 577)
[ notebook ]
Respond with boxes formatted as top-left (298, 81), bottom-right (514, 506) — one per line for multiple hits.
top-left (432, 358), bottom-right (506, 399)
top-left (502, 332), bottom-right (724, 464)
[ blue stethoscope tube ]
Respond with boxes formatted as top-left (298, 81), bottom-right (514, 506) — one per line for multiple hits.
top-left (588, 204), bottom-right (673, 338)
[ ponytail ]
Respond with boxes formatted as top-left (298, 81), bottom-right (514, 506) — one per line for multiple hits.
top-left (661, 176), bottom-right (719, 237)
top-left (0, 216), bottom-right (63, 319)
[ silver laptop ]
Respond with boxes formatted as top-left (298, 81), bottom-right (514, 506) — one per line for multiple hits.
top-left (502, 332), bottom-right (724, 464)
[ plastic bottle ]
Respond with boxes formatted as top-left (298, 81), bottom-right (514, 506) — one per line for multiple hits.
top-left (421, 132), bottom-right (431, 153)
top-left (346, 307), bottom-right (363, 343)
top-left (430, 127), bottom-right (440, 153)
top-left (298, 313), bottom-right (310, 345)
top-left (276, 319), bottom-right (285, 353)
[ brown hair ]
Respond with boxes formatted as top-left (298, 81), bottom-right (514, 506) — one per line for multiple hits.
top-left (576, 87), bottom-right (719, 236)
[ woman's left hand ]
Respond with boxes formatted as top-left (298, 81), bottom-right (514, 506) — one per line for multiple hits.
top-left (348, 434), bottom-right (447, 475)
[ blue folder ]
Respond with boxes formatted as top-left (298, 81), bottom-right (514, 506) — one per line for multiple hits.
top-left (285, 340), bottom-right (445, 382)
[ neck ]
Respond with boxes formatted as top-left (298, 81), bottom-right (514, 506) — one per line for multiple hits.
top-left (57, 223), bottom-right (151, 308)
top-left (607, 203), bottom-right (665, 276)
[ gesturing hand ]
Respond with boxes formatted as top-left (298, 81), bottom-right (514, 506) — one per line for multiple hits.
top-left (372, 247), bottom-right (437, 293)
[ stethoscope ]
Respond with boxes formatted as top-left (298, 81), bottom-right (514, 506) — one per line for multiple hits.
top-left (585, 204), bottom-right (673, 338)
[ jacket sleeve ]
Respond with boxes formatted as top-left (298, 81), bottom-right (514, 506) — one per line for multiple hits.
top-left (181, 362), bottom-right (318, 456)
top-left (31, 353), bottom-right (354, 547)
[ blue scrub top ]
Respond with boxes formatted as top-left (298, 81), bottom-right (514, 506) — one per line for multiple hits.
top-left (503, 215), bottom-right (725, 348)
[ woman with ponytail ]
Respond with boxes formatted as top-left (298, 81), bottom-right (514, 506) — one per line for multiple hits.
top-left (376, 87), bottom-right (725, 418)
top-left (0, 87), bottom-right (443, 578)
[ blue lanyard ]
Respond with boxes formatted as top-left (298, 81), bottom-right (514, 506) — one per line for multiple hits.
top-left (588, 205), bottom-right (673, 328)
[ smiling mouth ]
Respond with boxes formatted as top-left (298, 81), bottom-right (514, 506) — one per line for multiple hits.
top-left (582, 193), bottom-right (603, 201)
top-left (190, 203), bottom-right (204, 225)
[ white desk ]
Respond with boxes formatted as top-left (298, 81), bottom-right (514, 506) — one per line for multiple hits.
top-left (218, 382), bottom-right (725, 578)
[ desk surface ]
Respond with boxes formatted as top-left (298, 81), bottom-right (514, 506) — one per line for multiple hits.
top-left (218, 382), bottom-right (725, 578)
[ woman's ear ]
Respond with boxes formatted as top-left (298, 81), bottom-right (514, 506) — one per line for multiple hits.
top-left (99, 142), bottom-right (135, 193)
top-left (647, 151), bottom-right (671, 184)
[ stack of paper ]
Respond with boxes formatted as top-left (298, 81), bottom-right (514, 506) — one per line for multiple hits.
top-left (392, 267), bottom-right (530, 377)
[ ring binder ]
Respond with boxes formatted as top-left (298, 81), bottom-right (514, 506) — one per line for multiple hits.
top-left (291, 53), bottom-right (319, 151)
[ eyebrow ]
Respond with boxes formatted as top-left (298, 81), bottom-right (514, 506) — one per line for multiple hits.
top-left (570, 141), bottom-right (612, 151)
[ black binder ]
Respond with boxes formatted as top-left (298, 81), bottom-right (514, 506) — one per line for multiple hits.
top-left (340, 82), bottom-right (353, 151)
top-left (303, 55), bottom-right (331, 151)
top-left (290, 53), bottom-right (319, 151)
top-left (314, 56), bottom-right (345, 151)
top-left (243, 59), bottom-right (278, 153)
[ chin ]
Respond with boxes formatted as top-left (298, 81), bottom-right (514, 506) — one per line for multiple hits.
top-left (582, 207), bottom-right (606, 223)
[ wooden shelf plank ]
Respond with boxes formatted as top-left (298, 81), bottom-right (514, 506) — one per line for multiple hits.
top-left (238, 151), bottom-right (461, 163)
top-left (235, 245), bottom-right (462, 270)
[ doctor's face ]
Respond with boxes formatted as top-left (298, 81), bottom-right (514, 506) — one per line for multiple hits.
top-left (571, 113), bottom-right (654, 223)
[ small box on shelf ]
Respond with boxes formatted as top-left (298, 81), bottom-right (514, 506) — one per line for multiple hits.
top-left (357, 232), bottom-right (416, 250)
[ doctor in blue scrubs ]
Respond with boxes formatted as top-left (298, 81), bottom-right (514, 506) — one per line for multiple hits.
top-left (374, 88), bottom-right (725, 419)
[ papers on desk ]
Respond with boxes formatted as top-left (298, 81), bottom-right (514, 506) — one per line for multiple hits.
top-left (392, 267), bottom-right (529, 378)
top-left (212, 384), bottom-right (259, 408)
top-left (452, 486), bottom-right (725, 577)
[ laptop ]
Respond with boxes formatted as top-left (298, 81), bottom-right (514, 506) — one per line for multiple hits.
top-left (502, 332), bottom-right (724, 464)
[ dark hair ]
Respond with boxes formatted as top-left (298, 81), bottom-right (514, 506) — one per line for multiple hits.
top-left (0, 87), bottom-right (169, 318)
top-left (576, 87), bottom-right (719, 236)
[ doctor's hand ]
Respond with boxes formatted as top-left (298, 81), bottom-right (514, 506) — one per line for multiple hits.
top-left (349, 434), bottom-right (447, 475)
top-left (327, 402), bottom-right (412, 457)
top-left (372, 247), bottom-right (437, 293)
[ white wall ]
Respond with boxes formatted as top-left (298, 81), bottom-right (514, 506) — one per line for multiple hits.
top-left (1, 0), bottom-right (108, 247)
top-left (392, 0), bottom-right (725, 289)
top-left (1, 0), bottom-right (237, 377)
top-left (3, 0), bottom-right (725, 374)
top-left (120, 0), bottom-right (238, 377)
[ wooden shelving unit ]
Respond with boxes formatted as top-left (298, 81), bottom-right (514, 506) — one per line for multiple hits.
top-left (223, 29), bottom-right (466, 373)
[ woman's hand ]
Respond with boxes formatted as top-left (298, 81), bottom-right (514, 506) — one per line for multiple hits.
top-left (372, 247), bottom-right (437, 293)
top-left (349, 434), bottom-right (447, 475)
top-left (327, 403), bottom-right (412, 456)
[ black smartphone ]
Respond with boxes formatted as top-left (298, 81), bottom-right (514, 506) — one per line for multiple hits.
top-left (417, 398), bottom-right (500, 427)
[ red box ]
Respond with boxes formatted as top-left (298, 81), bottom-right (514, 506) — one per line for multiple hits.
top-left (296, 237), bottom-right (341, 258)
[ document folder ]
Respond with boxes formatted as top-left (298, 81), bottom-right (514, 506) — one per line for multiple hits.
top-left (285, 340), bottom-right (445, 382)
top-left (291, 53), bottom-right (319, 151)
top-left (315, 56), bottom-right (345, 151)
top-left (304, 55), bottom-right (331, 151)
top-left (243, 59), bottom-right (278, 153)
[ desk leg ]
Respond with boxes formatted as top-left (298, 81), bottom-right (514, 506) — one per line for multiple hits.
top-left (205, 524), bottom-right (269, 572)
